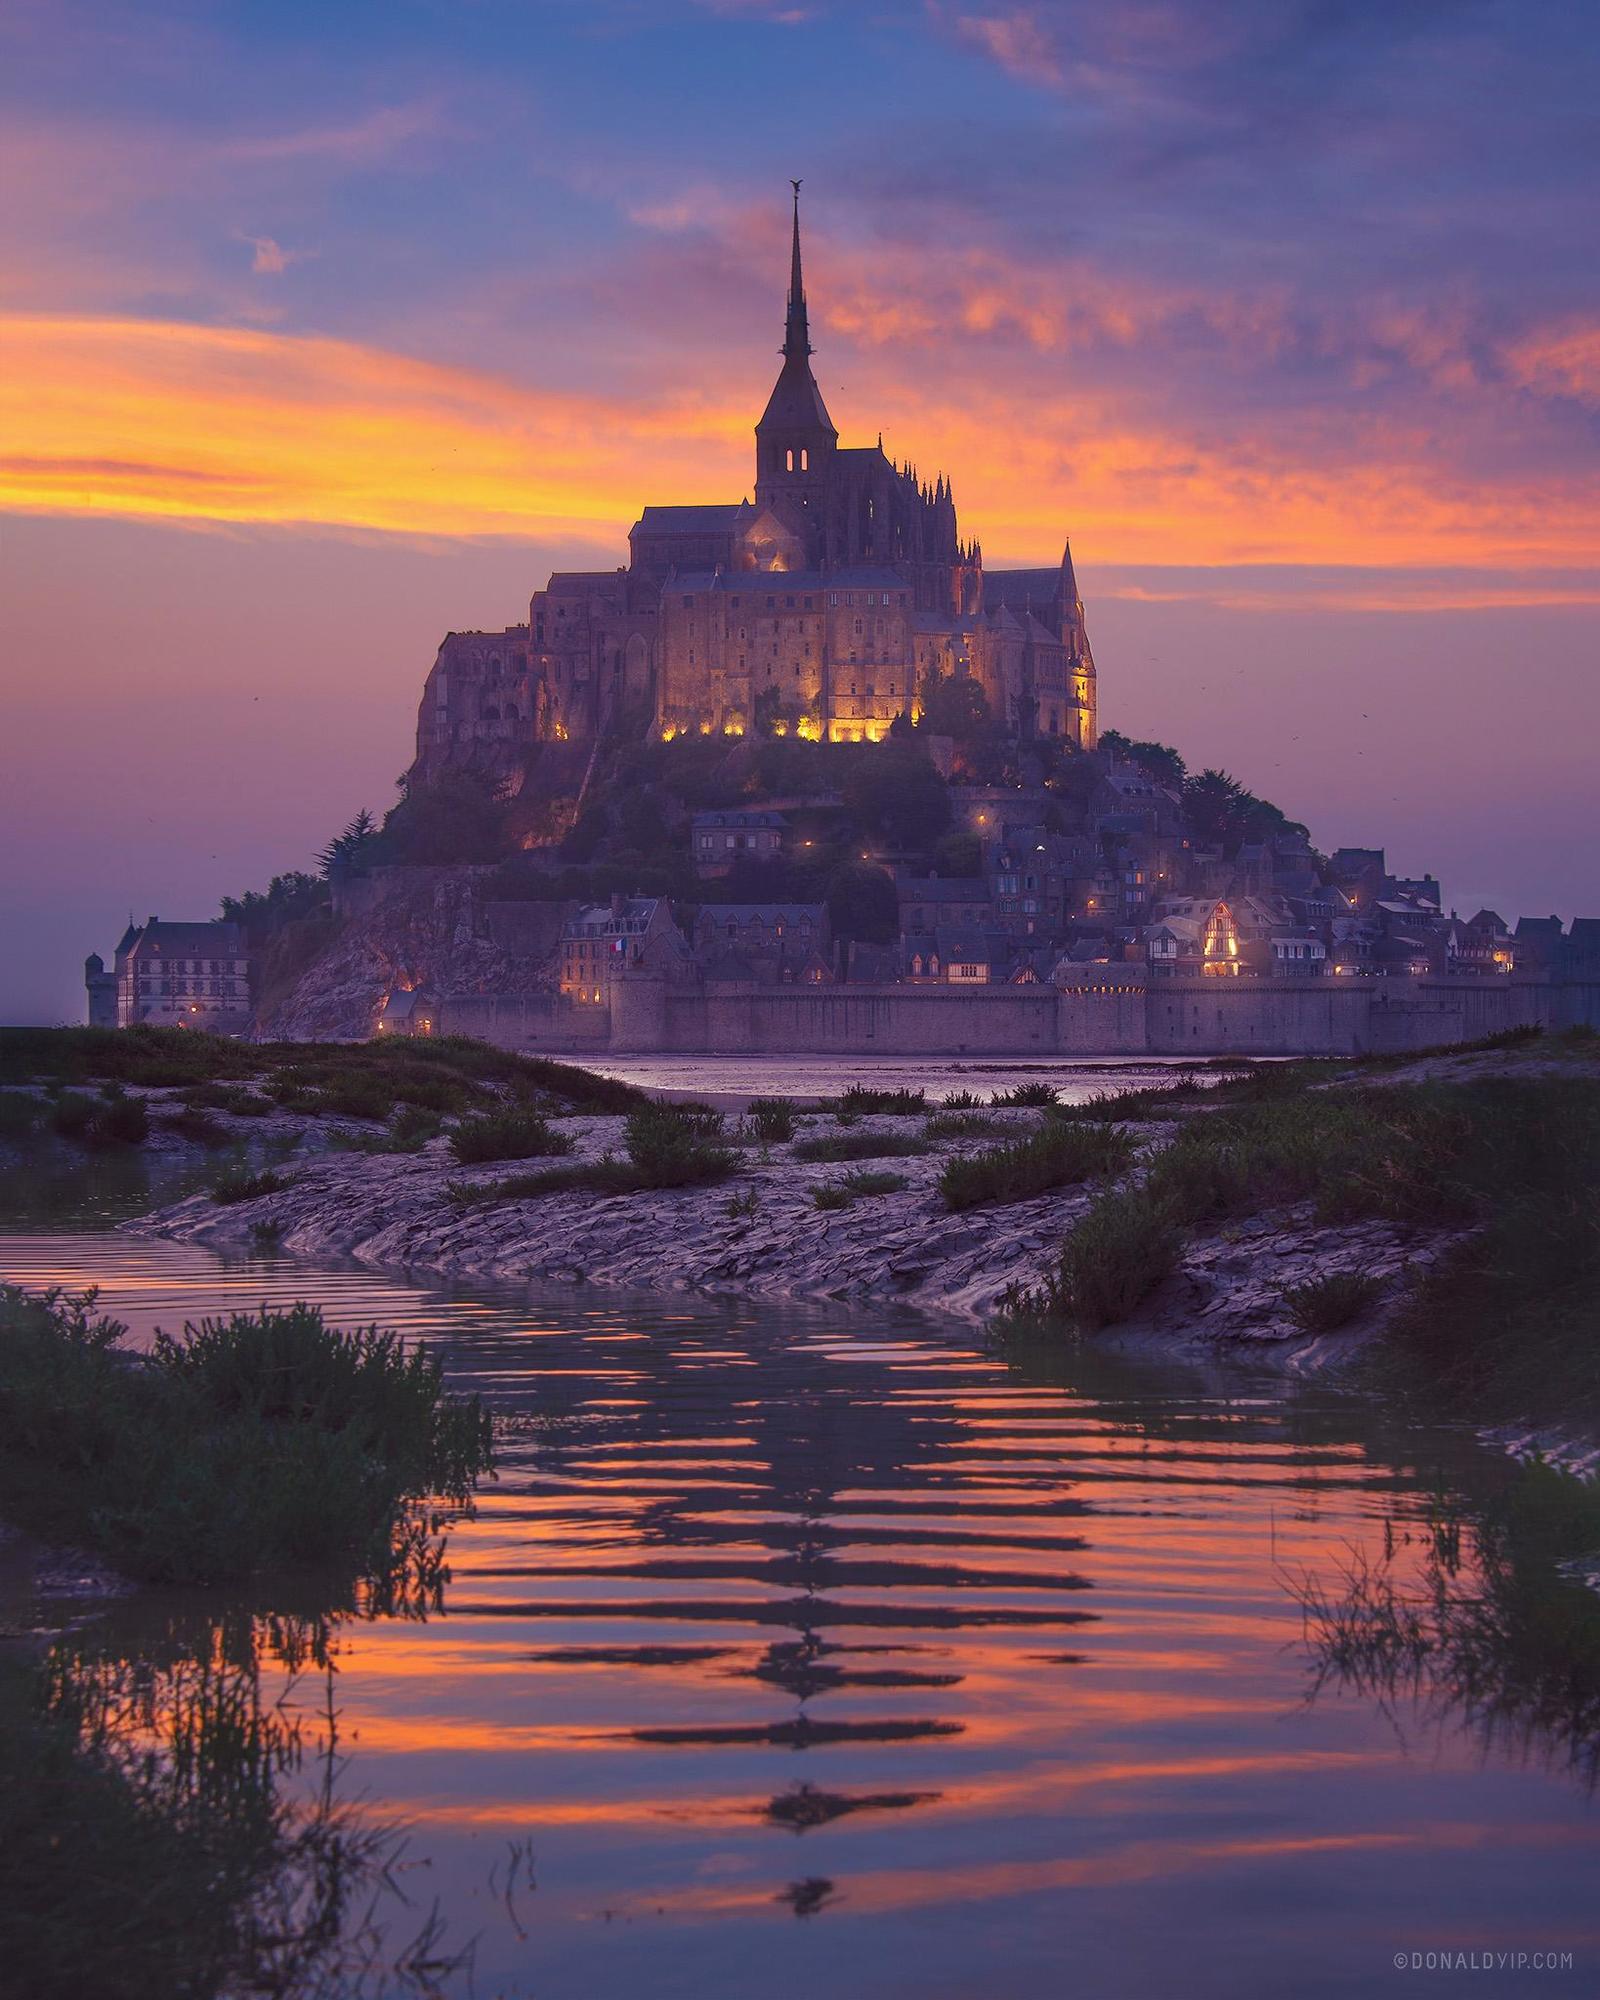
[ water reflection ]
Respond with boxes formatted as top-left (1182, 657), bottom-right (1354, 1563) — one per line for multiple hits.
top-left (4, 1231), bottom-right (1600, 1996)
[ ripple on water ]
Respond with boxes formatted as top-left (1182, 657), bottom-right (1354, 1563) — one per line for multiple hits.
top-left (2, 1228), bottom-right (1598, 2000)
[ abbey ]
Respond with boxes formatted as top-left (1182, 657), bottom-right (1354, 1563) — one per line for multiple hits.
top-left (415, 188), bottom-right (1097, 770)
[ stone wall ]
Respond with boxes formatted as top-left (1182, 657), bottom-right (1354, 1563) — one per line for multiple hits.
top-left (436, 969), bottom-right (1600, 1059)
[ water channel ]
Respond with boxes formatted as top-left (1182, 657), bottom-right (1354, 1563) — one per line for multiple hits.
top-left (2, 1096), bottom-right (1596, 1997)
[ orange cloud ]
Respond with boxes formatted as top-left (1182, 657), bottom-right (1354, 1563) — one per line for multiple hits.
top-left (2, 310), bottom-right (1598, 574)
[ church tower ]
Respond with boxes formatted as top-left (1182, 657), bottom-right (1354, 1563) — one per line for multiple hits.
top-left (754, 182), bottom-right (837, 531)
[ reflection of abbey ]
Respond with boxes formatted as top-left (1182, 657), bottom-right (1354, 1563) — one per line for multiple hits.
top-left (416, 188), bottom-right (1097, 768)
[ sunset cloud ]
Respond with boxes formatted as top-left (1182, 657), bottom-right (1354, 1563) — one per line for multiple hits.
top-left (3, 311), bottom-right (1598, 579)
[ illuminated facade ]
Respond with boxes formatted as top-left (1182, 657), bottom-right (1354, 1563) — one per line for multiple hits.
top-left (414, 187), bottom-right (1097, 771)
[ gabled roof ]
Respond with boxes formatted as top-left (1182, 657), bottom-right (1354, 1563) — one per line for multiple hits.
top-left (696, 903), bottom-right (823, 925)
top-left (632, 505), bottom-right (746, 535)
top-left (126, 921), bottom-right (247, 957)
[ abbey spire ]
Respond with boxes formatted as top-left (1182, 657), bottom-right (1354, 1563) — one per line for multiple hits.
top-left (755, 181), bottom-right (837, 502)
top-left (784, 178), bottom-right (812, 360)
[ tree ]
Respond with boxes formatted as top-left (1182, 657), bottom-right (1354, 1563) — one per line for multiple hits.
top-left (840, 745), bottom-right (951, 851)
top-left (826, 862), bottom-right (899, 946)
top-left (918, 671), bottom-right (991, 740)
top-left (220, 872), bottom-right (328, 943)
top-left (1101, 730), bottom-right (1186, 791)
top-left (380, 767), bottom-right (510, 866)
top-left (316, 808), bottom-right (377, 878)
top-left (1182, 768), bottom-right (1246, 842)
top-left (933, 830), bottom-right (983, 877)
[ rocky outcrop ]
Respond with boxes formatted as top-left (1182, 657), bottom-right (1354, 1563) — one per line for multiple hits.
top-left (257, 869), bottom-right (564, 1042)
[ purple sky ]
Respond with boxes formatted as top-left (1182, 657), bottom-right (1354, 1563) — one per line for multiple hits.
top-left (2, 0), bottom-right (1597, 1021)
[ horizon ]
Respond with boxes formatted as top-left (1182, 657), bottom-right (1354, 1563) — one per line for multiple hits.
top-left (3, 1), bottom-right (1598, 1023)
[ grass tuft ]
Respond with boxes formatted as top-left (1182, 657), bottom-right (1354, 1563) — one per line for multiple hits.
top-left (812, 1168), bottom-right (910, 1210)
top-left (745, 1096), bottom-right (798, 1143)
top-left (211, 1167), bottom-right (292, 1205)
top-left (991, 1082), bottom-right (1059, 1107)
top-left (448, 1107), bottom-right (573, 1165)
top-left (1281, 1270), bottom-right (1385, 1335)
top-left (940, 1120), bottom-right (1133, 1211)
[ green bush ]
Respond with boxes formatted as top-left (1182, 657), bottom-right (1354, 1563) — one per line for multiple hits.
top-left (991, 1082), bottom-right (1059, 1107)
top-left (811, 1183), bottom-right (853, 1211)
top-left (1006, 1188), bottom-right (1183, 1331)
top-left (623, 1102), bottom-right (736, 1188)
top-left (449, 1108), bottom-right (574, 1165)
top-left (940, 1090), bottom-right (981, 1110)
top-left (1282, 1270), bottom-right (1385, 1334)
top-left (836, 1086), bottom-right (926, 1116)
top-left (88, 1095), bottom-right (149, 1147)
top-left (0, 1288), bottom-right (493, 1584)
top-left (746, 1097), bottom-right (798, 1143)
top-left (161, 1107), bottom-right (233, 1148)
top-left (211, 1168), bottom-right (292, 1205)
top-left (940, 1120), bottom-right (1133, 1211)
top-left (51, 1092), bottom-right (97, 1138)
top-left (793, 1130), bottom-right (930, 1165)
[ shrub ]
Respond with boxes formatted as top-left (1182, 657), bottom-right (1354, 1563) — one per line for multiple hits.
top-left (88, 1095), bottom-right (149, 1147)
top-left (50, 1092), bottom-right (97, 1139)
top-left (725, 1188), bottom-right (761, 1219)
top-left (449, 1108), bottom-right (574, 1165)
top-left (793, 1130), bottom-right (930, 1165)
top-left (1013, 1189), bottom-right (1184, 1331)
top-left (623, 1102), bottom-right (736, 1188)
top-left (940, 1121), bottom-right (1133, 1211)
top-left (1282, 1271), bottom-right (1385, 1335)
top-left (991, 1082), bottom-right (1059, 1108)
top-left (0, 1287), bottom-right (492, 1584)
top-left (160, 1107), bottom-right (232, 1148)
top-left (811, 1183), bottom-right (853, 1211)
top-left (211, 1168), bottom-right (292, 1205)
top-left (746, 1097), bottom-right (797, 1143)
top-left (837, 1086), bottom-right (926, 1116)
top-left (941, 1089), bottom-right (981, 1110)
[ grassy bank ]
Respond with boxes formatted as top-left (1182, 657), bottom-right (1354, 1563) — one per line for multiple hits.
top-left (0, 1024), bottom-right (644, 1129)
top-left (0, 1287), bottom-right (493, 1585)
top-left (1003, 1064), bottom-right (1600, 1424)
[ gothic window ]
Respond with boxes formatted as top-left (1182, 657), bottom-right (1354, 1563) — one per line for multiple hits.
top-left (786, 449), bottom-right (794, 471)
top-left (799, 449), bottom-right (808, 471)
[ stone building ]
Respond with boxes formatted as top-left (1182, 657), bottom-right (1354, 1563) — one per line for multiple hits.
top-left (86, 919), bottom-right (253, 1031)
top-left (413, 187), bottom-right (1097, 773)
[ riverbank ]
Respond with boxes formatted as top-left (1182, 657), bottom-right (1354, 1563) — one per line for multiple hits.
top-left (130, 1035), bottom-right (1598, 1366)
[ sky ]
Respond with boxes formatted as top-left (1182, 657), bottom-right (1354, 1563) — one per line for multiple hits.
top-left (1, 0), bottom-right (1597, 1022)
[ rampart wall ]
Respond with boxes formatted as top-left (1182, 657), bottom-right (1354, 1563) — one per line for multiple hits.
top-left (435, 973), bottom-right (1600, 1060)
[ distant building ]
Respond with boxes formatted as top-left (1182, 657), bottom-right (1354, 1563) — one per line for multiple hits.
top-left (412, 187), bottom-right (1096, 770)
top-left (691, 809), bottom-right (787, 878)
top-left (560, 896), bottom-right (684, 1004)
top-left (86, 919), bottom-right (253, 1031)
top-left (690, 903), bottom-right (828, 983)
